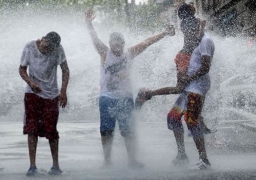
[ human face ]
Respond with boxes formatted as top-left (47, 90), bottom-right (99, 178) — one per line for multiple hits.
top-left (39, 37), bottom-right (55, 54)
top-left (109, 40), bottom-right (125, 57)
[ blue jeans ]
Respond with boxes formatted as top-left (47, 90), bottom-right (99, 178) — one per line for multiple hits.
top-left (99, 96), bottom-right (134, 137)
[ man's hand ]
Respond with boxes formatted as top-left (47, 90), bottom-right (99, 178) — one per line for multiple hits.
top-left (179, 74), bottom-right (191, 85)
top-left (135, 88), bottom-right (152, 109)
top-left (85, 9), bottom-right (95, 23)
top-left (59, 91), bottom-right (67, 108)
top-left (29, 81), bottom-right (42, 93)
top-left (144, 90), bottom-right (153, 100)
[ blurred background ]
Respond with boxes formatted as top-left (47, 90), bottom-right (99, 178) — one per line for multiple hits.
top-left (0, 0), bottom-right (255, 132)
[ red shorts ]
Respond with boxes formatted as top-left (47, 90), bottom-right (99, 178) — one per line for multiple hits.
top-left (167, 92), bottom-right (203, 130)
top-left (23, 93), bottom-right (59, 139)
top-left (184, 92), bottom-right (203, 126)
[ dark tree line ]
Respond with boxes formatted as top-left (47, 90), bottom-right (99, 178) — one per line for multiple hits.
top-left (0, 0), bottom-right (167, 31)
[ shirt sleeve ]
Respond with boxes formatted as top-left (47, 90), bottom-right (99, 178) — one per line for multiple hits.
top-left (20, 45), bottom-right (30, 66)
top-left (57, 45), bottom-right (67, 65)
top-left (199, 38), bottom-right (215, 57)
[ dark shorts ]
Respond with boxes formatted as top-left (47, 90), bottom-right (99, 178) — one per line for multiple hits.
top-left (23, 93), bottom-right (59, 139)
top-left (167, 92), bottom-right (204, 137)
top-left (99, 96), bottom-right (134, 137)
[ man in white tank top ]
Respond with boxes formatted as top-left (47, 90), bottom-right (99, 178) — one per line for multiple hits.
top-left (85, 9), bottom-right (175, 168)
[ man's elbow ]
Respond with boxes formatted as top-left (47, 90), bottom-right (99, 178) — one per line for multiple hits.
top-left (63, 69), bottom-right (70, 75)
top-left (19, 66), bottom-right (25, 76)
top-left (62, 68), bottom-right (70, 78)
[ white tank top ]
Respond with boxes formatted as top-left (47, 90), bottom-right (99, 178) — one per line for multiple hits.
top-left (100, 50), bottom-right (133, 99)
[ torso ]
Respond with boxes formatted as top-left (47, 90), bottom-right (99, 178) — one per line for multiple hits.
top-left (100, 50), bottom-right (133, 99)
top-left (185, 35), bottom-right (215, 96)
top-left (20, 41), bottom-right (66, 99)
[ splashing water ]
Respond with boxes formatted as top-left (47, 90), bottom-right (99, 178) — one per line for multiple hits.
top-left (1, 4), bottom-right (256, 125)
top-left (1, 3), bottom-right (256, 179)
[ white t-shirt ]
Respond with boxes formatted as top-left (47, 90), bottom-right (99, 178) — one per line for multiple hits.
top-left (185, 35), bottom-right (215, 96)
top-left (20, 41), bottom-right (66, 99)
top-left (100, 50), bottom-right (133, 99)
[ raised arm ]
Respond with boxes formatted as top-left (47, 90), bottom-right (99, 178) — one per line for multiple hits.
top-left (59, 61), bottom-right (70, 108)
top-left (128, 26), bottom-right (175, 59)
top-left (85, 10), bottom-right (108, 62)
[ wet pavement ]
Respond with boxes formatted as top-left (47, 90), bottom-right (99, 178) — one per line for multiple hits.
top-left (0, 121), bottom-right (255, 180)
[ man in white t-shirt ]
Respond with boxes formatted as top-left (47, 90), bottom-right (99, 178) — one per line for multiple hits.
top-left (85, 10), bottom-right (175, 168)
top-left (167, 19), bottom-right (215, 169)
top-left (142, 16), bottom-right (215, 169)
top-left (19, 32), bottom-right (70, 176)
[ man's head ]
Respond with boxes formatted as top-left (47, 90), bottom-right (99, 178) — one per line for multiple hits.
top-left (109, 32), bottom-right (125, 56)
top-left (178, 3), bottom-right (195, 20)
top-left (180, 17), bottom-right (200, 38)
top-left (180, 17), bottom-right (201, 53)
top-left (40, 31), bottom-right (61, 54)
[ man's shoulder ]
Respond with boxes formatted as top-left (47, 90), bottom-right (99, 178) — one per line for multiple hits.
top-left (56, 44), bottom-right (65, 54)
top-left (24, 40), bottom-right (36, 51)
top-left (57, 44), bottom-right (64, 50)
top-left (200, 35), bottom-right (215, 49)
top-left (202, 35), bottom-right (214, 44)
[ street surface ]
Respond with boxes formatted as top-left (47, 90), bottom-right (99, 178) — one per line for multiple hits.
top-left (0, 121), bottom-right (256, 179)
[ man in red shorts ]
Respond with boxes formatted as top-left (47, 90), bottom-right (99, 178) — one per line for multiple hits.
top-left (19, 31), bottom-right (70, 176)
top-left (136, 4), bottom-right (215, 170)
top-left (135, 4), bottom-right (211, 134)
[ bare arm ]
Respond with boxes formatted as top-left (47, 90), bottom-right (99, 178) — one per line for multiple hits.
top-left (136, 83), bottom-right (184, 102)
top-left (128, 31), bottom-right (168, 59)
top-left (59, 61), bottom-right (70, 108)
top-left (128, 26), bottom-right (175, 59)
top-left (85, 10), bottom-right (108, 63)
top-left (19, 65), bottom-right (31, 86)
top-left (19, 65), bottom-right (42, 93)
top-left (151, 85), bottom-right (184, 96)
top-left (150, 69), bottom-right (188, 96)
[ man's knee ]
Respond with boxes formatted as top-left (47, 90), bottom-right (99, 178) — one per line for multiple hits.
top-left (120, 129), bottom-right (132, 138)
top-left (167, 112), bottom-right (183, 131)
top-left (101, 129), bottom-right (114, 137)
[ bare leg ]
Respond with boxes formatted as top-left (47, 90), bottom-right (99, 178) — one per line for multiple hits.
top-left (101, 134), bottom-right (113, 166)
top-left (124, 135), bottom-right (143, 168)
top-left (28, 135), bottom-right (38, 167)
top-left (173, 129), bottom-right (186, 156)
top-left (199, 116), bottom-right (211, 134)
top-left (172, 128), bottom-right (189, 165)
top-left (49, 138), bottom-right (59, 168)
top-left (193, 136), bottom-right (207, 159)
top-left (124, 136), bottom-right (136, 163)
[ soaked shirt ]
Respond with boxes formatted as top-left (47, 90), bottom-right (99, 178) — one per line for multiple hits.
top-left (20, 41), bottom-right (66, 99)
top-left (100, 50), bottom-right (133, 99)
top-left (185, 35), bottom-right (215, 96)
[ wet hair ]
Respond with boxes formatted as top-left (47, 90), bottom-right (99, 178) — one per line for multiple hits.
top-left (109, 32), bottom-right (125, 45)
top-left (178, 3), bottom-right (195, 20)
top-left (44, 31), bottom-right (61, 48)
top-left (180, 16), bottom-right (200, 33)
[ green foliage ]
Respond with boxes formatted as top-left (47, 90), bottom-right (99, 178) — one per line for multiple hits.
top-left (133, 4), bottom-right (165, 32)
top-left (0, 0), bottom-right (167, 32)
